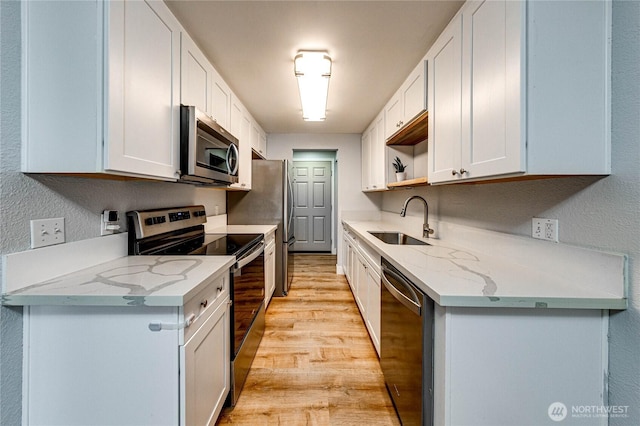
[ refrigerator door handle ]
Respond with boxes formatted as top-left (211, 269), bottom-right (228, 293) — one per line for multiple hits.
top-left (286, 173), bottom-right (294, 239)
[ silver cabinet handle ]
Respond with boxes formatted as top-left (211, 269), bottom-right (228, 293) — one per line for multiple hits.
top-left (459, 168), bottom-right (467, 175)
top-left (451, 169), bottom-right (459, 176)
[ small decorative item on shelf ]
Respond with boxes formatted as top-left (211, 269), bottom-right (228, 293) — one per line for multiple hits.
top-left (393, 156), bottom-right (407, 181)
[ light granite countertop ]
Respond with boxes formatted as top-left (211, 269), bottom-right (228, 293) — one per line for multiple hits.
top-left (1, 218), bottom-right (276, 307)
top-left (2, 255), bottom-right (235, 307)
top-left (343, 217), bottom-right (627, 310)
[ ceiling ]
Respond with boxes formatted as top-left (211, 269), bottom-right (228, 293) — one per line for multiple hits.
top-left (165, 0), bottom-right (463, 134)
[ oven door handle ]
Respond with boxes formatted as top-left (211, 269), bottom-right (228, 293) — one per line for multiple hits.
top-left (234, 241), bottom-right (265, 270)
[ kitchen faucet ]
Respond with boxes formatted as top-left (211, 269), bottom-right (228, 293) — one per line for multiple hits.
top-left (400, 195), bottom-right (434, 238)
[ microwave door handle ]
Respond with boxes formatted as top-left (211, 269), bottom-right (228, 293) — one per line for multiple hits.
top-left (227, 143), bottom-right (239, 175)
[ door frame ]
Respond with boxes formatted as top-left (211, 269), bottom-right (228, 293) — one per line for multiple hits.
top-left (292, 150), bottom-right (337, 254)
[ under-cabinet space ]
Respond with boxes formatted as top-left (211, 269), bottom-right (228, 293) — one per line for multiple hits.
top-left (386, 143), bottom-right (428, 188)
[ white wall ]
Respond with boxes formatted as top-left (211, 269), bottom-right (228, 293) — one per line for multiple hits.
top-left (0, 2), bottom-right (226, 423)
top-left (268, 133), bottom-right (382, 258)
top-left (383, 1), bottom-right (640, 421)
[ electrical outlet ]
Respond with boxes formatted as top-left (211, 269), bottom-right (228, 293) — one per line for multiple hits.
top-left (532, 218), bottom-right (558, 242)
top-left (30, 218), bottom-right (65, 248)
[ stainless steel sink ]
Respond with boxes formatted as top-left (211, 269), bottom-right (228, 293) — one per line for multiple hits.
top-left (368, 231), bottom-right (430, 246)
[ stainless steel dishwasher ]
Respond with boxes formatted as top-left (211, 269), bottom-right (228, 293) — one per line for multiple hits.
top-left (380, 258), bottom-right (434, 426)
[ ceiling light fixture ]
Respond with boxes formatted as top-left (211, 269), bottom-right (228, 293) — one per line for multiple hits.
top-left (294, 51), bottom-right (332, 121)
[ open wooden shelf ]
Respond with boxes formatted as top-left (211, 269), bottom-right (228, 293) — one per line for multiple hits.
top-left (386, 111), bottom-right (428, 146)
top-left (387, 176), bottom-right (428, 188)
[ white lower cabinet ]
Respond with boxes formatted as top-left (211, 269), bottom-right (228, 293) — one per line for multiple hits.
top-left (342, 226), bottom-right (381, 355)
top-left (181, 298), bottom-right (230, 426)
top-left (23, 0), bottom-right (181, 180)
top-left (434, 306), bottom-right (608, 425)
top-left (265, 232), bottom-right (276, 307)
top-left (342, 228), bottom-right (357, 291)
top-left (23, 273), bottom-right (231, 426)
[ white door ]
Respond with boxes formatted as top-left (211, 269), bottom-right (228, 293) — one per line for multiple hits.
top-left (292, 161), bottom-right (332, 252)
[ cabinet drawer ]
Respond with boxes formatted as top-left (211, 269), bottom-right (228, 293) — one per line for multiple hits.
top-left (184, 272), bottom-right (229, 343)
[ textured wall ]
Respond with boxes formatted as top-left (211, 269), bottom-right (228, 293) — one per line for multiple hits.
top-left (0, 1), bottom-right (226, 423)
top-left (383, 1), bottom-right (640, 421)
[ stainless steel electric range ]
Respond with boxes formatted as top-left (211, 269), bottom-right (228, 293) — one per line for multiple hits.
top-left (127, 205), bottom-right (265, 407)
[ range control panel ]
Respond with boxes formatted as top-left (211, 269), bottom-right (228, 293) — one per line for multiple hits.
top-left (128, 206), bottom-right (208, 239)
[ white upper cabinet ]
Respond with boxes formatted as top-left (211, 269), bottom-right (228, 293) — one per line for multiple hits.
top-left (361, 129), bottom-right (372, 191)
top-left (362, 112), bottom-right (386, 192)
top-left (384, 60), bottom-right (427, 140)
top-left (23, 0), bottom-right (181, 181)
top-left (426, 13), bottom-right (463, 184)
top-left (106, 0), bottom-right (181, 180)
top-left (229, 94), bottom-right (252, 190)
top-left (211, 67), bottom-right (231, 131)
top-left (181, 32), bottom-right (214, 115)
top-left (251, 123), bottom-right (267, 159)
top-left (428, 0), bottom-right (611, 184)
top-left (181, 32), bottom-right (231, 132)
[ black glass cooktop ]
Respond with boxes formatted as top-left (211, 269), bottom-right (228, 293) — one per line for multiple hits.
top-left (195, 233), bottom-right (263, 257)
top-left (140, 232), bottom-right (263, 257)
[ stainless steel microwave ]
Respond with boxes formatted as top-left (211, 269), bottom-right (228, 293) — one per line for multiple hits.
top-left (179, 105), bottom-right (239, 186)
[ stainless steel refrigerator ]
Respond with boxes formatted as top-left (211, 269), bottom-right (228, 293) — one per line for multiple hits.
top-left (227, 160), bottom-right (295, 296)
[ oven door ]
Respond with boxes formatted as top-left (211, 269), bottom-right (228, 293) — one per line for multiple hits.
top-left (231, 241), bottom-right (265, 357)
top-left (229, 240), bottom-right (265, 406)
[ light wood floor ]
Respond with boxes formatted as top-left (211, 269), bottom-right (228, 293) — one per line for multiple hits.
top-left (216, 254), bottom-right (400, 426)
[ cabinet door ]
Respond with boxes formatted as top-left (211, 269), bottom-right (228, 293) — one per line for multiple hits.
top-left (361, 130), bottom-right (372, 191)
top-left (427, 13), bottom-right (463, 184)
top-left (401, 61), bottom-right (427, 124)
top-left (251, 122), bottom-right (266, 158)
top-left (265, 240), bottom-right (276, 307)
top-left (229, 96), bottom-right (252, 190)
top-left (182, 297), bottom-right (230, 426)
top-left (384, 92), bottom-right (402, 139)
top-left (22, 0), bottom-right (103, 173)
top-left (355, 252), bottom-right (368, 315)
top-left (460, 0), bottom-right (524, 178)
top-left (211, 67), bottom-right (231, 130)
top-left (344, 237), bottom-right (353, 285)
top-left (370, 113), bottom-right (386, 190)
top-left (342, 234), bottom-right (349, 278)
top-left (106, 0), bottom-right (180, 180)
top-left (180, 32), bottom-right (213, 115)
top-left (366, 265), bottom-right (381, 355)
top-left (259, 130), bottom-right (268, 158)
